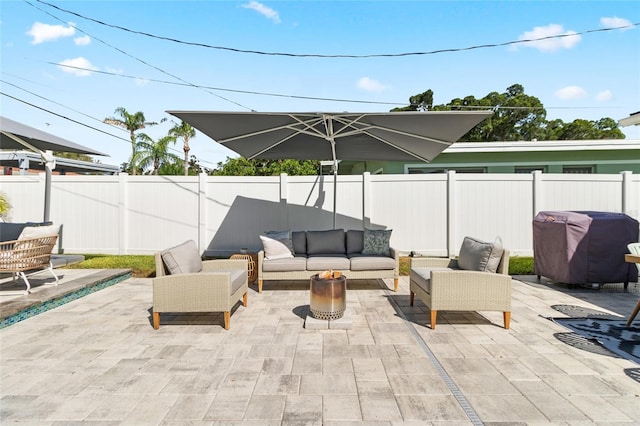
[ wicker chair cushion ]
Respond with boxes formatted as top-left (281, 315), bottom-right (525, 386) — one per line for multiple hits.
top-left (229, 269), bottom-right (247, 294)
top-left (410, 266), bottom-right (456, 293)
top-left (17, 224), bottom-right (60, 240)
top-left (161, 240), bottom-right (203, 275)
top-left (457, 236), bottom-right (504, 273)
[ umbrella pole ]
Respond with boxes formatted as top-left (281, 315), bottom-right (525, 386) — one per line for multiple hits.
top-left (333, 161), bottom-right (337, 229)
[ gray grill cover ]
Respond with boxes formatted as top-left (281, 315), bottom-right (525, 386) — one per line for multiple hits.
top-left (533, 211), bottom-right (639, 284)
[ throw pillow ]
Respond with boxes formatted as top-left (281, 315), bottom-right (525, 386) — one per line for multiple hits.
top-left (457, 236), bottom-right (504, 273)
top-left (260, 230), bottom-right (294, 260)
top-left (361, 228), bottom-right (392, 256)
top-left (160, 240), bottom-right (203, 275)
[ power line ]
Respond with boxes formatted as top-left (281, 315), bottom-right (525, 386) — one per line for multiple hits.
top-left (44, 62), bottom-right (408, 107)
top-left (23, 0), bottom-right (255, 112)
top-left (33, 0), bottom-right (639, 58)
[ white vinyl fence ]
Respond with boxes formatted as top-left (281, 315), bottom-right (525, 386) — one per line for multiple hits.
top-left (2, 171), bottom-right (638, 257)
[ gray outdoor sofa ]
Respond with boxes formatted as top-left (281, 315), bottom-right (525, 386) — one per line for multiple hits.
top-left (257, 228), bottom-right (399, 293)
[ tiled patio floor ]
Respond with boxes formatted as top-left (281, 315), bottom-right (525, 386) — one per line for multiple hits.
top-left (1, 270), bottom-right (639, 424)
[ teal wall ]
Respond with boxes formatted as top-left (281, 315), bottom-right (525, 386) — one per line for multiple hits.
top-left (343, 148), bottom-right (640, 174)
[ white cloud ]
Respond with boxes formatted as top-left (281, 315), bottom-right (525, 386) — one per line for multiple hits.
top-left (554, 85), bottom-right (587, 100)
top-left (600, 16), bottom-right (632, 31)
top-left (356, 77), bottom-right (388, 92)
top-left (595, 90), bottom-right (613, 102)
top-left (105, 66), bottom-right (124, 75)
top-left (517, 24), bottom-right (581, 52)
top-left (57, 57), bottom-right (98, 77)
top-left (135, 78), bottom-right (150, 87)
top-left (27, 22), bottom-right (75, 44)
top-left (74, 35), bottom-right (91, 46)
top-left (242, 1), bottom-right (280, 23)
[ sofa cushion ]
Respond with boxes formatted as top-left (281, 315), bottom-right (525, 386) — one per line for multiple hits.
top-left (457, 236), bottom-right (504, 273)
top-left (362, 228), bottom-right (392, 256)
top-left (349, 255), bottom-right (396, 271)
top-left (1, 222), bottom-right (53, 242)
top-left (262, 256), bottom-right (307, 272)
top-left (161, 240), bottom-right (202, 275)
top-left (260, 230), bottom-right (294, 260)
top-left (292, 231), bottom-right (306, 255)
top-left (346, 230), bottom-right (364, 254)
top-left (306, 255), bottom-right (350, 271)
top-left (306, 229), bottom-right (345, 255)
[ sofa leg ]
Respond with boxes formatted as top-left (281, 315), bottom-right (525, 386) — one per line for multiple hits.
top-left (430, 310), bottom-right (437, 329)
top-left (243, 292), bottom-right (248, 307)
top-left (503, 311), bottom-right (511, 329)
top-left (409, 291), bottom-right (414, 306)
top-left (258, 280), bottom-right (263, 293)
top-left (394, 278), bottom-right (398, 292)
top-left (152, 311), bottom-right (160, 330)
top-left (224, 311), bottom-right (230, 330)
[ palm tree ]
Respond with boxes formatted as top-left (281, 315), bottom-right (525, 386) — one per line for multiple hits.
top-left (103, 107), bottom-right (164, 175)
top-left (169, 120), bottom-right (196, 176)
top-left (136, 133), bottom-right (180, 175)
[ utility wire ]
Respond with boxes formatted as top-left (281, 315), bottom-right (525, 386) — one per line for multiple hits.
top-left (33, 0), bottom-right (639, 58)
top-left (1, 82), bottom-right (219, 166)
top-left (24, 0), bottom-right (255, 111)
top-left (44, 62), bottom-right (408, 107)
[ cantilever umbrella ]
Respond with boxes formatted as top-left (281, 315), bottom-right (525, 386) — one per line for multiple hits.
top-left (167, 110), bottom-right (492, 226)
top-left (0, 116), bottom-right (108, 221)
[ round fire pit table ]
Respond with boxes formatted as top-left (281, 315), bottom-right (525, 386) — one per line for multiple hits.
top-left (309, 274), bottom-right (346, 320)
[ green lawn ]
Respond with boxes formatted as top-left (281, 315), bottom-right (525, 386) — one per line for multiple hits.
top-left (67, 254), bottom-right (535, 278)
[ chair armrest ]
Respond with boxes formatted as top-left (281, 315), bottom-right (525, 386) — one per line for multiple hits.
top-left (410, 257), bottom-right (458, 269)
top-left (153, 272), bottom-right (235, 311)
top-left (202, 258), bottom-right (247, 272)
top-left (429, 269), bottom-right (512, 309)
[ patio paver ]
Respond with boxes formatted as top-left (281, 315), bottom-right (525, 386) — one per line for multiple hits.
top-left (1, 270), bottom-right (639, 424)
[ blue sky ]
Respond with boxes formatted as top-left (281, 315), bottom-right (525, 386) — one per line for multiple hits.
top-left (1, 0), bottom-right (639, 169)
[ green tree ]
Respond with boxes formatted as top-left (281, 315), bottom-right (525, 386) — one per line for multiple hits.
top-left (395, 84), bottom-right (624, 141)
top-left (212, 157), bottom-right (320, 176)
top-left (169, 120), bottom-right (196, 176)
top-left (136, 133), bottom-right (180, 175)
top-left (103, 107), bottom-right (164, 175)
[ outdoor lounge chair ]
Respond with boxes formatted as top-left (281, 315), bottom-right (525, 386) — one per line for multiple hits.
top-left (153, 240), bottom-right (248, 330)
top-left (409, 237), bottom-right (511, 329)
top-left (0, 224), bottom-right (60, 294)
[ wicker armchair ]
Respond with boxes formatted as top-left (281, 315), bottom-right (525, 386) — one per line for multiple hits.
top-left (409, 249), bottom-right (511, 329)
top-left (153, 252), bottom-right (248, 330)
top-left (0, 234), bottom-right (59, 294)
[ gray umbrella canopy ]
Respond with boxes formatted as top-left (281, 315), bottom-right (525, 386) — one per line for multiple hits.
top-left (0, 116), bottom-right (107, 155)
top-left (166, 111), bottom-right (492, 163)
top-left (167, 110), bottom-right (492, 227)
top-left (1, 116), bottom-right (108, 222)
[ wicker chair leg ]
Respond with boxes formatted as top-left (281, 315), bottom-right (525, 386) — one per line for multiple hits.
top-left (224, 312), bottom-right (230, 330)
top-left (394, 278), bottom-right (398, 292)
top-left (258, 280), bottom-right (263, 293)
top-left (18, 272), bottom-right (31, 294)
top-left (243, 292), bottom-right (248, 307)
top-left (409, 291), bottom-right (415, 306)
top-left (503, 312), bottom-right (511, 329)
top-left (152, 312), bottom-right (160, 330)
top-left (430, 310), bottom-right (437, 329)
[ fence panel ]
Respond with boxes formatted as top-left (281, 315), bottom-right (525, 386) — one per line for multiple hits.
top-left (1, 171), bottom-right (637, 257)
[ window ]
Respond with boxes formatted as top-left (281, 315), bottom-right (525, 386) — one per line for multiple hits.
top-left (407, 167), bottom-right (486, 174)
top-left (563, 166), bottom-right (594, 174)
top-left (515, 166), bottom-right (546, 174)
